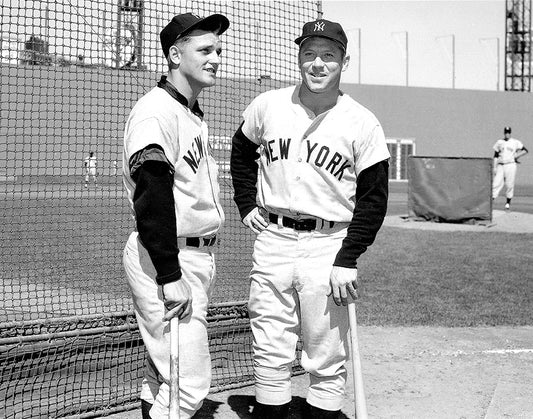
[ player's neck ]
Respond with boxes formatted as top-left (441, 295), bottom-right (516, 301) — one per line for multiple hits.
top-left (166, 73), bottom-right (200, 109)
top-left (298, 85), bottom-right (340, 116)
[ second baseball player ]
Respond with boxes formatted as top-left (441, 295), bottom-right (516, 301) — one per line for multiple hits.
top-left (231, 18), bottom-right (390, 418)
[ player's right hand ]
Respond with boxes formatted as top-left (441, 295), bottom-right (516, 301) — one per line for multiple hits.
top-left (161, 280), bottom-right (192, 321)
top-left (242, 207), bottom-right (269, 234)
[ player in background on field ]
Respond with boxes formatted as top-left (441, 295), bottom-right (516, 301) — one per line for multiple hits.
top-left (122, 12), bottom-right (228, 418)
top-left (230, 18), bottom-right (389, 419)
top-left (84, 151), bottom-right (97, 188)
top-left (492, 126), bottom-right (528, 211)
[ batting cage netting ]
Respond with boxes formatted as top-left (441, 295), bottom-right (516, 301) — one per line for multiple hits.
top-left (0, 1), bottom-right (319, 417)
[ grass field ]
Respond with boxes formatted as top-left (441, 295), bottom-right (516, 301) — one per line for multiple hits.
top-left (0, 178), bottom-right (531, 327)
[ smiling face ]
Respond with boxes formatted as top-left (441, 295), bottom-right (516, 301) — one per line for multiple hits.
top-left (170, 29), bottom-right (222, 92)
top-left (298, 36), bottom-right (348, 95)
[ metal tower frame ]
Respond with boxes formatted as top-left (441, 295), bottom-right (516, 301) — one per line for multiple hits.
top-left (115, 0), bottom-right (144, 69)
top-left (505, 0), bottom-right (532, 91)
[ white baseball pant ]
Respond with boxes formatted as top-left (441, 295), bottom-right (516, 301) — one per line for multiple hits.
top-left (85, 168), bottom-right (97, 182)
top-left (493, 162), bottom-right (517, 199)
top-left (123, 232), bottom-right (216, 419)
top-left (249, 221), bottom-right (350, 412)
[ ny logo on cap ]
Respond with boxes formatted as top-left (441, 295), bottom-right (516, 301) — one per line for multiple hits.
top-left (314, 21), bottom-right (325, 32)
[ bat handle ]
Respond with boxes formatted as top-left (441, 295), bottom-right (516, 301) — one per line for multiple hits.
top-left (348, 302), bottom-right (368, 419)
top-left (169, 316), bottom-right (180, 418)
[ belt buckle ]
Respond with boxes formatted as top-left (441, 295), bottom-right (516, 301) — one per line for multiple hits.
top-left (294, 218), bottom-right (316, 231)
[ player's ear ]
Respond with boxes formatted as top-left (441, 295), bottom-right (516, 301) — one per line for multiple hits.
top-left (168, 45), bottom-right (181, 67)
top-left (342, 53), bottom-right (350, 72)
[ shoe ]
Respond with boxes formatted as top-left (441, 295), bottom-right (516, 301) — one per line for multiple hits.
top-left (303, 401), bottom-right (341, 418)
top-left (252, 401), bottom-right (290, 419)
top-left (505, 203), bottom-right (510, 211)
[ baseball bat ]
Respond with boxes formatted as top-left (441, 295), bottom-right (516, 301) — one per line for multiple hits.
top-left (169, 316), bottom-right (180, 418)
top-left (348, 302), bottom-right (368, 419)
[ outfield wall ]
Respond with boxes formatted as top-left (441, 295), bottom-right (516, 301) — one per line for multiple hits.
top-left (342, 83), bottom-right (533, 190)
top-left (2, 65), bottom-right (531, 189)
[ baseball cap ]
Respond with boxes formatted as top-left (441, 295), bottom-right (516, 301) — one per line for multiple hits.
top-left (160, 13), bottom-right (230, 58)
top-left (295, 18), bottom-right (348, 52)
top-left (504, 126), bottom-right (512, 133)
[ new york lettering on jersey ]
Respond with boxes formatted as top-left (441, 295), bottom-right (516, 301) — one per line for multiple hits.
top-left (183, 134), bottom-right (207, 173)
top-left (262, 136), bottom-right (352, 181)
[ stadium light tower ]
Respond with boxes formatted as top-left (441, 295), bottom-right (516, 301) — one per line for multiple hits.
top-left (115, 0), bottom-right (144, 69)
top-left (435, 34), bottom-right (456, 89)
top-left (391, 31), bottom-right (409, 86)
top-left (479, 37), bottom-right (501, 91)
top-left (505, 0), bottom-right (532, 91)
top-left (347, 28), bottom-right (362, 83)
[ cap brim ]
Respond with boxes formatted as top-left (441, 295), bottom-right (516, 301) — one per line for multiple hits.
top-left (295, 35), bottom-right (346, 51)
top-left (179, 13), bottom-right (229, 39)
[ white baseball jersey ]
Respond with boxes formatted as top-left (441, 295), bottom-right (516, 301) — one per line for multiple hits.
top-left (85, 155), bottom-right (97, 169)
top-left (123, 86), bottom-right (224, 237)
top-left (241, 85), bottom-right (390, 222)
top-left (493, 137), bottom-right (524, 164)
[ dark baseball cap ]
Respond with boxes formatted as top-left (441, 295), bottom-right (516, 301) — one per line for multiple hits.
top-left (504, 126), bottom-right (512, 133)
top-left (295, 19), bottom-right (348, 51)
top-left (160, 13), bottom-right (229, 58)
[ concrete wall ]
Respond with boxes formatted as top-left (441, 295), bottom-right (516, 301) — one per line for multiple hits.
top-left (341, 83), bottom-right (533, 188)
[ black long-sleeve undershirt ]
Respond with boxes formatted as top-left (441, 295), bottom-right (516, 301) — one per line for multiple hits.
top-left (333, 159), bottom-right (388, 268)
top-left (131, 148), bottom-right (181, 285)
top-left (230, 125), bottom-right (389, 268)
top-left (230, 124), bottom-right (260, 220)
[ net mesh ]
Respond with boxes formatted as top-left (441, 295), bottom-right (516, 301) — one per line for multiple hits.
top-left (0, 0), bottom-right (318, 416)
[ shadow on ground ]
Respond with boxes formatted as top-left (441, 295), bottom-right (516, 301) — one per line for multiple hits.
top-left (194, 395), bottom-right (349, 418)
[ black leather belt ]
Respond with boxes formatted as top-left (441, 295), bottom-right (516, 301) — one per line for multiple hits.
top-left (268, 214), bottom-right (334, 231)
top-left (185, 236), bottom-right (217, 247)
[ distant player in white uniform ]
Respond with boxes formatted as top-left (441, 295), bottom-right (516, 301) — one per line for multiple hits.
top-left (492, 126), bottom-right (528, 210)
top-left (84, 151), bottom-right (97, 188)
top-left (122, 12), bottom-right (228, 419)
top-left (231, 19), bottom-right (389, 418)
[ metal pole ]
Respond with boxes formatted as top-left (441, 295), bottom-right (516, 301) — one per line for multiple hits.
top-left (45, 6), bottom-right (50, 40)
top-left (480, 37), bottom-right (501, 91)
top-left (316, 0), bottom-right (323, 19)
top-left (392, 31), bottom-right (408, 87)
top-left (496, 37), bottom-right (500, 91)
top-left (452, 34), bottom-right (455, 89)
top-left (435, 34), bottom-right (455, 89)
top-left (358, 28), bottom-right (361, 84)
top-left (406, 32), bottom-right (409, 87)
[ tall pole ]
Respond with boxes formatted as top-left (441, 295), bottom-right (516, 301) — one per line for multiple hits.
top-left (479, 37), bottom-right (501, 91)
top-left (348, 28), bottom-right (362, 83)
top-left (451, 34), bottom-right (455, 89)
top-left (406, 31), bottom-right (409, 87)
top-left (436, 34), bottom-right (456, 89)
top-left (357, 28), bottom-right (361, 84)
top-left (392, 31), bottom-right (409, 86)
top-left (496, 36), bottom-right (500, 91)
top-left (45, 6), bottom-right (50, 40)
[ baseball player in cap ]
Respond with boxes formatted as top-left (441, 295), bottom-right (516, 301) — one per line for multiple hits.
top-left (231, 18), bottom-right (389, 418)
top-left (492, 126), bottom-right (528, 210)
top-left (122, 12), bottom-right (228, 418)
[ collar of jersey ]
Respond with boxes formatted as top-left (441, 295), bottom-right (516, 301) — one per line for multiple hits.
top-left (157, 75), bottom-right (204, 119)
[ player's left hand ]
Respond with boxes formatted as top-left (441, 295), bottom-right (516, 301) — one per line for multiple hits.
top-left (242, 207), bottom-right (269, 234)
top-left (328, 266), bottom-right (358, 306)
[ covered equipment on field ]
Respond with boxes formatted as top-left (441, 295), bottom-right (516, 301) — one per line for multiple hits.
top-left (408, 156), bottom-right (492, 223)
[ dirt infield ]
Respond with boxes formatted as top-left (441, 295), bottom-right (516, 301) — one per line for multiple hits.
top-left (384, 210), bottom-right (533, 234)
top-left (103, 326), bottom-right (533, 419)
